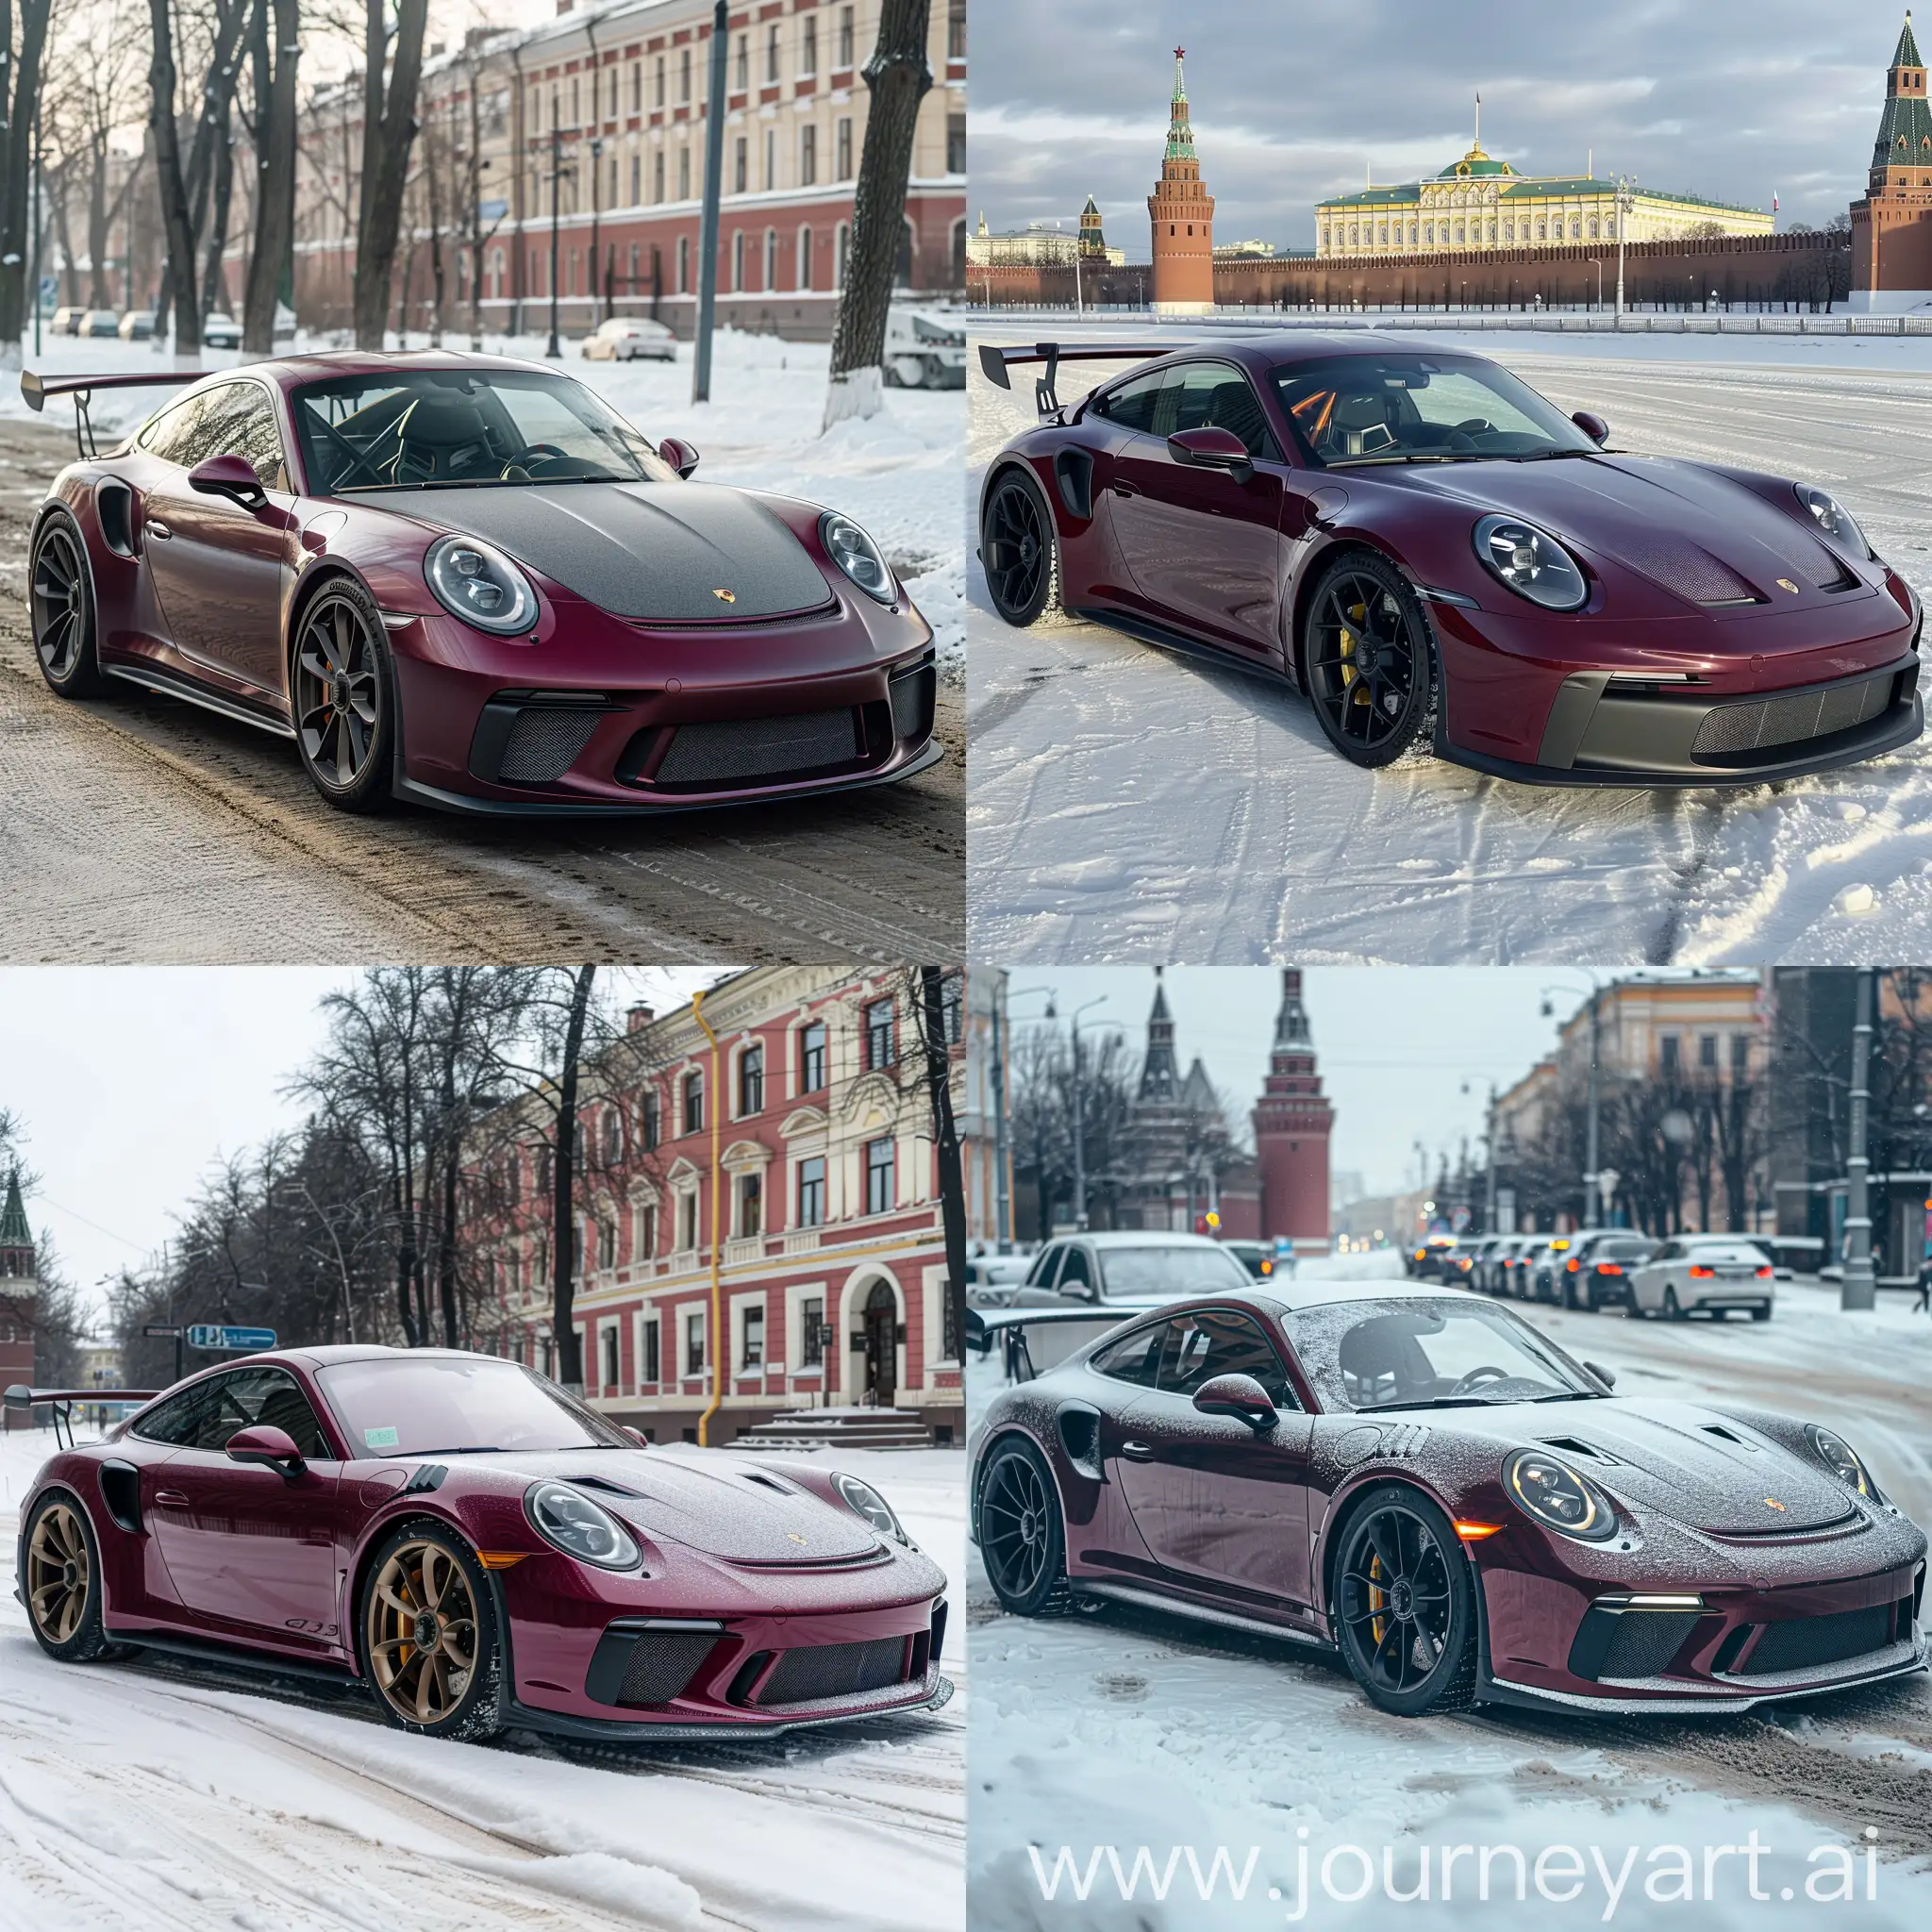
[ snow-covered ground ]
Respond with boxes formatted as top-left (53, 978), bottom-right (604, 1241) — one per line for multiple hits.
top-left (967, 325), bottom-right (1932, 962)
top-left (0, 1432), bottom-right (964, 1932)
top-left (965, 1256), bottom-right (1932, 1929)
top-left (2, 327), bottom-right (964, 682)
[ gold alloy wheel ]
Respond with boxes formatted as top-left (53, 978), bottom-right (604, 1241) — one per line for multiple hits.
top-left (366, 1539), bottom-right (480, 1724)
top-left (27, 1501), bottom-right (91, 1645)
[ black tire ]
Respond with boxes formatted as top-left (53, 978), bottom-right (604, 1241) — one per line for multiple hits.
top-left (291, 575), bottom-right (397, 813)
top-left (23, 1490), bottom-right (133, 1662)
top-left (356, 1518), bottom-right (504, 1740)
top-left (976, 1436), bottom-right (1073, 1617)
top-left (1664, 1287), bottom-right (1685, 1322)
top-left (1301, 550), bottom-right (1438, 769)
top-left (1331, 1483), bottom-right (1477, 1717)
top-left (1752, 1304), bottom-right (1772, 1323)
top-left (29, 509), bottom-right (107, 697)
top-left (980, 465), bottom-right (1058, 627)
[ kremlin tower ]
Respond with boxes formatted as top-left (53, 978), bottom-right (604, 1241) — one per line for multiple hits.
top-left (1252, 971), bottom-right (1334, 1257)
top-left (1854, 12), bottom-right (1932, 310)
top-left (1148, 49), bottom-right (1215, 313)
top-left (0, 1171), bottom-right (39, 1428)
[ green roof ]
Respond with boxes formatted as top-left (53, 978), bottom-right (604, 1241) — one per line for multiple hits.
top-left (1320, 186), bottom-right (1424, 208)
top-left (1439, 157), bottom-right (1513, 177)
top-left (1895, 12), bottom-right (1924, 68)
top-left (0, 1171), bottom-right (31, 1250)
top-left (1323, 176), bottom-right (1764, 217)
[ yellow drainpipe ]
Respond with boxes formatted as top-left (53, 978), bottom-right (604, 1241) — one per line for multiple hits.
top-left (692, 990), bottom-right (724, 1445)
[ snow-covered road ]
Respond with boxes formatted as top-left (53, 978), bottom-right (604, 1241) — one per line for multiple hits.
top-left (967, 325), bottom-right (1932, 965)
top-left (965, 1261), bottom-right (1932, 1928)
top-left (0, 1437), bottom-right (964, 1932)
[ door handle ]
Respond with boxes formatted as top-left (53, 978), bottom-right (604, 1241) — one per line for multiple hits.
top-left (1109, 482), bottom-right (1140, 499)
top-left (147, 520), bottom-right (173, 540)
top-left (154, 1490), bottom-right (190, 1507)
top-left (1120, 1441), bottom-right (1155, 1462)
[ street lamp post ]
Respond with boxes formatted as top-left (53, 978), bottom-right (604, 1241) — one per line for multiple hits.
top-left (691, 0), bottom-right (728, 404)
top-left (546, 124), bottom-right (566, 358)
top-left (1614, 175), bottom-right (1635, 325)
top-left (1057, 996), bottom-right (1110, 1232)
top-left (1542, 975), bottom-right (1607, 1226)
top-left (590, 136), bottom-right (605, 326)
top-left (1843, 968), bottom-right (1877, 1311)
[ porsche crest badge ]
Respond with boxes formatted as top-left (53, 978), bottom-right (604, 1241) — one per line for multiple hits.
top-left (1764, 1496), bottom-right (1788, 1512)
top-left (1775, 578), bottom-right (1800, 595)
top-left (787, 1532), bottom-right (808, 1544)
top-left (713, 588), bottom-right (737, 603)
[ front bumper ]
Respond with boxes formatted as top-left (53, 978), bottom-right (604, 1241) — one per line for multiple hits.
top-left (1443, 651), bottom-right (1923, 787)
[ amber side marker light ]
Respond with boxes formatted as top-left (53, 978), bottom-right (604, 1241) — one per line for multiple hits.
top-left (1454, 1522), bottom-right (1503, 1541)
top-left (476, 1552), bottom-right (531, 1570)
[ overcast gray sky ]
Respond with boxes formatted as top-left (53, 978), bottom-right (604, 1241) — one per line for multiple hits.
top-left (970, 0), bottom-right (1906, 254)
top-left (1002, 968), bottom-right (1683, 1202)
top-left (0, 967), bottom-right (718, 1321)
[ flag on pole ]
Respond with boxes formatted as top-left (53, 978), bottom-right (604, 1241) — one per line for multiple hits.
top-left (1774, 191), bottom-right (1780, 211)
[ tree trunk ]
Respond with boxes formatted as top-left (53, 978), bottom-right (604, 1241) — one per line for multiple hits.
top-left (148, 0), bottom-right (203, 361)
top-left (0, 0), bottom-right (57, 362)
top-left (824, 0), bottom-right (929, 427)
top-left (202, 109), bottom-right (235, 319)
top-left (549, 965), bottom-right (596, 1393)
top-left (920, 966), bottom-right (967, 1363)
top-left (353, 0), bottom-right (428, 350)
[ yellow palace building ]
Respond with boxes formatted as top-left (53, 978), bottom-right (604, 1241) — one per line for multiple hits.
top-left (1315, 124), bottom-right (1771, 260)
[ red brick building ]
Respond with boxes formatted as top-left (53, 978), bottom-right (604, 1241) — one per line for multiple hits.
top-left (0, 1173), bottom-right (38, 1428)
top-left (1853, 12), bottom-right (1932, 310)
top-left (1148, 49), bottom-right (1214, 313)
top-left (1253, 970), bottom-right (1334, 1258)
top-left (466, 966), bottom-right (964, 1444)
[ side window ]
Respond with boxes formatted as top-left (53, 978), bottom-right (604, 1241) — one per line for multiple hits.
top-left (1653, 1241), bottom-right (1678, 1262)
top-left (138, 392), bottom-right (213, 466)
top-left (1097, 367), bottom-right (1170, 435)
top-left (1168, 363), bottom-right (1278, 459)
top-left (1057, 1246), bottom-right (1093, 1295)
top-left (1089, 1322), bottom-right (1164, 1388)
top-left (223, 1367), bottom-right (332, 1458)
top-left (1026, 1243), bottom-right (1062, 1288)
top-left (197, 383), bottom-right (290, 491)
top-left (131, 1374), bottom-right (235, 1447)
top-left (1156, 1309), bottom-right (1297, 1408)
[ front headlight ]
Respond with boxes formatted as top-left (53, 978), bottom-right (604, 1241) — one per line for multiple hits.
top-left (1504, 1447), bottom-right (1619, 1542)
top-left (819, 510), bottom-right (896, 605)
top-left (1473, 514), bottom-right (1590, 611)
top-left (425, 533), bottom-right (540, 634)
top-left (525, 1479), bottom-right (642, 1570)
top-left (1794, 483), bottom-right (1874, 562)
top-left (831, 1469), bottom-right (908, 1543)
top-left (1805, 1424), bottom-right (1884, 1503)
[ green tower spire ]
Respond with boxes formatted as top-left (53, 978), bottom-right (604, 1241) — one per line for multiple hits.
top-left (1165, 47), bottom-right (1196, 162)
top-left (0, 1170), bottom-right (31, 1252)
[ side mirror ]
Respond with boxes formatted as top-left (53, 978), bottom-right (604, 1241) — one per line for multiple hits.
top-left (1582, 1359), bottom-right (1617, 1391)
top-left (1572, 410), bottom-right (1610, 447)
top-left (225, 1424), bottom-right (307, 1478)
top-left (658, 435), bottom-right (700, 478)
top-left (1065, 1279), bottom-right (1099, 1305)
top-left (188, 452), bottom-right (271, 511)
top-left (1192, 1373), bottom-right (1278, 1432)
top-left (621, 1424), bottom-right (651, 1448)
top-left (1166, 425), bottom-right (1254, 480)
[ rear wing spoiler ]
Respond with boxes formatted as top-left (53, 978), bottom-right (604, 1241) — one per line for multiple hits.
top-left (965, 1301), bottom-right (1172, 1381)
top-left (976, 341), bottom-right (1186, 416)
top-left (20, 368), bottom-right (191, 458)
top-left (5, 1384), bottom-right (158, 1450)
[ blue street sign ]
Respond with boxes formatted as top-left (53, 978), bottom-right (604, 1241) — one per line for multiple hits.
top-left (478, 197), bottom-right (508, 223)
top-left (187, 1324), bottom-right (276, 1352)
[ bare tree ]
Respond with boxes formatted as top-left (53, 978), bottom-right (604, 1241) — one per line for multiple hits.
top-left (241, 0), bottom-right (297, 352)
top-left (352, 0), bottom-right (426, 348)
top-left (824, 0), bottom-right (929, 426)
top-left (0, 0), bottom-right (59, 364)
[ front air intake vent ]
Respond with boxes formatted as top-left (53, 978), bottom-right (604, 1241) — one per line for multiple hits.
top-left (583, 1623), bottom-right (724, 1708)
top-left (1597, 1611), bottom-right (1701, 1679)
top-left (497, 707), bottom-right (603, 784)
top-left (1740, 1605), bottom-right (1893, 1675)
top-left (652, 709), bottom-right (860, 790)
top-left (1692, 672), bottom-right (1896, 762)
top-left (888, 654), bottom-right (937, 742)
top-left (1539, 1436), bottom-right (1618, 1463)
top-left (755, 1636), bottom-right (909, 1706)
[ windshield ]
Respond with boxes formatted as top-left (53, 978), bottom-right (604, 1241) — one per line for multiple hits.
top-left (1098, 1244), bottom-right (1252, 1295)
top-left (1284, 1296), bottom-right (1600, 1412)
top-left (1268, 353), bottom-right (1596, 468)
top-left (316, 1355), bottom-right (630, 1456)
top-left (291, 367), bottom-right (678, 494)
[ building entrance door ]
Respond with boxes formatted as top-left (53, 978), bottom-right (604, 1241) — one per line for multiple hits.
top-left (863, 1281), bottom-right (898, 1407)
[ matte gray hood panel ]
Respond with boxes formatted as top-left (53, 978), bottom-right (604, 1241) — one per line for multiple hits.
top-left (391, 481), bottom-right (835, 622)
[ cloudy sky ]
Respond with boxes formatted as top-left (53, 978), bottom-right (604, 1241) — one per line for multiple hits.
top-left (1002, 968), bottom-right (1690, 1203)
top-left (0, 967), bottom-right (717, 1320)
top-left (970, 0), bottom-right (1908, 254)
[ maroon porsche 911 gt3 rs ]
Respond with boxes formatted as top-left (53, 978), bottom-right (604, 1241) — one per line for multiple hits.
top-left (977, 336), bottom-right (1922, 786)
top-left (23, 352), bottom-right (940, 814)
top-left (969, 1281), bottom-right (1925, 1718)
top-left (11, 1346), bottom-right (950, 1742)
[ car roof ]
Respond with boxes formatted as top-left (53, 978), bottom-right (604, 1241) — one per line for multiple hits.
top-left (208, 346), bottom-right (569, 394)
top-left (1053, 1230), bottom-right (1235, 1248)
top-left (1107, 330), bottom-right (1492, 381)
top-left (1119, 1277), bottom-right (1493, 1320)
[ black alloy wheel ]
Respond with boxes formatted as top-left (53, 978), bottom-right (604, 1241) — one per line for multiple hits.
top-left (1303, 553), bottom-right (1435, 768)
top-left (977, 1438), bottom-right (1071, 1617)
top-left (30, 514), bottom-right (105, 696)
top-left (293, 579), bottom-right (395, 812)
top-left (981, 468), bottom-right (1057, 626)
top-left (1334, 1486), bottom-right (1475, 1716)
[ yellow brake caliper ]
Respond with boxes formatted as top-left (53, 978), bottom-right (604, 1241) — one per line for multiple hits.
top-left (1343, 602), bottom-right (1369, 706)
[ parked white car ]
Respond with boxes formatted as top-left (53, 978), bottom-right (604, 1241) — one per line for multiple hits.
top-left (1628, 1236), bottom-right (1775, 1322)
top-left (883, 307), bottom-right (966, 390)
top-left (202, 311), bottom-right (242, 348)
top-left (581, 315), bottom-right (676, 361)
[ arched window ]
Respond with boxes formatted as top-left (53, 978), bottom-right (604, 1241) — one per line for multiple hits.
top-left (798, 225), bottom-right (813, 291)
top-left (763, 226), bottom-right (777, 289)
top-left (676, 234), bottom-right (690, 293)
top-left (732, 229), bottom-right (745, 291)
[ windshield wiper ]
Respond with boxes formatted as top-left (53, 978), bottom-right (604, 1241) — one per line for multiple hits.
top-left (402, 1444), bottom-right (505, 1455)
top-left (1529, 1390), bottom-right (1607, 1402)
top-left (1511, 448), bottom-right (1597, 461)
top-left (1355, 1395), bottom-right (1517, 1412)
top-left (1324, 453), bottom-right (1472, 468)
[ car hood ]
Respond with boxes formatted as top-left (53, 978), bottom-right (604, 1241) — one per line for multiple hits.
top-left (384, 481), bottom-right (836, 623)
top-left (1425, 1397), bottom-right (1857, 1535)
top-left (1383, 455), bottom-right (1862, 610)
top-left (473, 1447), bottom-right (883, 1564)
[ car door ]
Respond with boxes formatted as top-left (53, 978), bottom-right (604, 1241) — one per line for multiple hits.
top-left (1113, 1307), bottom-right (1317, 1611)
top-left (1633, 1240), bottom-right (1680, 1312)
top-left (144, 1365), bottom-right (345, 1649)
top-left (1014, 1241), bottom-right (1068, 1307)
top-left (1103, 361), bottom-right (1294, 663)
top-left (133, 379), bottom-right (300, 696)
